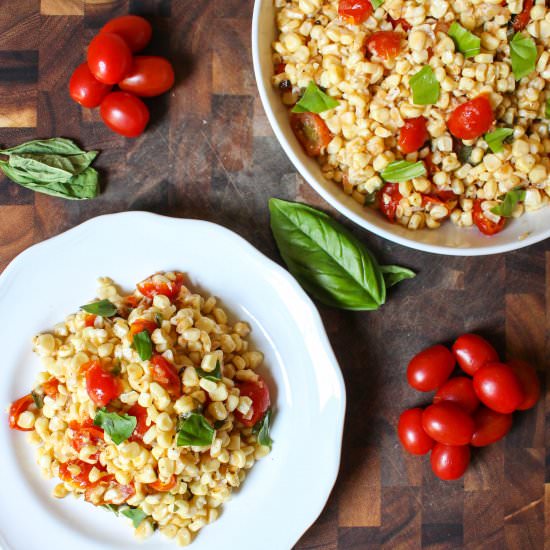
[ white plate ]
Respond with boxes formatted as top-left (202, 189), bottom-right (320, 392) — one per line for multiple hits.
top-left (0, 211), bottom-right (345, 550)
top-left (251, 0), bottom-right (550, 255)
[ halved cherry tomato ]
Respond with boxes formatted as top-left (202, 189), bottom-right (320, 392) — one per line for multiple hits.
top-left (433, 377), bottom-right (480, 414)
top-left (473, 362), bottom-right (525, 414)
top-left (119, 56), bottom-right (175, 98)
top-left (507, 359), bottom-right (541, 411)
top-left (512, 0), bottom-right (533, 31)
top-left (42, 377), bottom-right (60, 398)
top-left (100, 91), bottom-right (150, 138)
top-left (365, 31), bottom-right (402, 60)
top-left (234, 377), bottom-right (271, 427)
top-left (407, 344), bottom-right (455, 392)
top-left (397, 408), bottom-right (434, 455)
top-left (379, 183), bottom-right (403, 222)
top-left (149, 475), bottom-right (176, 492)
top-left (84, 360), bottom-right (121, 407)
top-left (338, 0), bottom-right (373, 24)
top-left (151, 355), bottom-right (181, 398)
top-left (137, 272), bottom-right (184, 301)
top-left (447, 95), bottom-right (494, 140)
top-left (452, 333), bottom-right (499, 376)
top-left (127, 404), bottom-right (149, 442)
top-left (8, 394), bottom-right (34, 431)
top-left (388, 16), bottom-right (411, 30)
top-left (70, 419), bottom-right (104, 461)
top-left (130, 318), bottom-right (158, 336)
top-left (430, 443), bottom-right (470, 480)
top-left (470, 406), bottom-right (513, 447)
top-left (100, 15), bottom-right (152, 52)
top-left (472, 199), bottom-right (506, 236)
top-left (59, 460), bottom-right (100, 489)
top-left (87, 32), bottom-right (132, 85)
top-left (69, 63), bottom-right (112, 108)
top-left (85, 314), bottom-right (97, 327)
top-left (399, 116), bottom-right (428, 153)
top-left (422, 402), bottom-right (475, 446)
top-left (290, 112), bottom-right (332, 157)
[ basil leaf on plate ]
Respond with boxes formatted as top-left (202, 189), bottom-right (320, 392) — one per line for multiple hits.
top-left (510, 32), bottom-right (537, 80)
top-left (380, 265), bottom-right (416, 288)
top-left (196, 360), bottom-right (222, 382)
top-left (81, 299), bottom-right (118, 317)
top-left (484, 128), bottom-right (514, 153)
top-left (31, 389), bottom-right (44, 409)
top-left (490, 188), bottom-right (526, 217)
top-left (93, 408), bottom-right (137, 445)
top-left (448, 22), bottom-right (480, 58)
top-left (176, 412), bottom-right (215, 447)
top-left (409, 66), bottom-right (440, 105)
top-left (253, 409), bottom-right (273, 449)
top-left (132, 330), bottom-right (153, 361)
top-left (370, 0), bottom-right (384, 7)
top-left (121, 508), bottom-right (148, 528)
top-left (102, 504), bottom-right (121, 515)
top-left (381, 160), bottom-right (427, 182)
top-left (456, 144), bottom-right (474, 164)
top-left (292, 81), bottom-right (339, 114)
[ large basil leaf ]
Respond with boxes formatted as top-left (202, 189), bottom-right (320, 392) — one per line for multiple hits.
top-left (0, 137), bottom-right (86, 156)
top-left (269, 199), bottom-right (386, 310)
top-left (8, 151), bottom-right (96, 182)
top-left (176, 412), bottom-right (215, 447)
top-left (81, 299), bottom-right (118, 317)
top-left (93, 408), bottom-right (137, 445)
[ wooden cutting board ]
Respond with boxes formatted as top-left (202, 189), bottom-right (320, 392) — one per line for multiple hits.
top-left (0, 1), bottom-right (548, 548)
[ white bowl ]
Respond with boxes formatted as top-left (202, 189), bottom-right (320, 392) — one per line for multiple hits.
top-left (252, 0), bottom-right (550, 255)
top-left (0, 212), bottom-right (345, 550)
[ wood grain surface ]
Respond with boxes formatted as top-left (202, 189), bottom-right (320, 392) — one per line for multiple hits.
top-left (0, 1), bottom-right (548, 549)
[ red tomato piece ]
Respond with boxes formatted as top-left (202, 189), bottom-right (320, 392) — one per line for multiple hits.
top-left (397, 408), bottom-right (434, 455)
top-left (125, 295), bottom-right (141, 308)
top-left (119, 56), bottom-right (175, 97)
top-left (59, 460), bottom-right (99, 489)
top-left (8, 394), bottom-right (34, 431)
top-left (290, 112), bottom-right (332, 157)
top-left (512, 0), bottom-right (534, 31)
top-left (85, 314), bottom-right (97, 327)
top-left (365, 31), bottom-right (402, 60)
top-left (399, 116), bottom-right (429, 154)
top-left (422, 402), bottom-right (475, 446)
top-left (473, 362), bottom-right (525, 414)
top-left (151, 355), bottom-right (181, 398)
top-left (42, 377), bottom-right (60, 398)
top-left (87, 32), bottom-right (132, 85)
top-left (100, 15), bottom-right (152, 52)
top-left (100, 91), bottom-right (150, 138)
top-left (69, 63), bottom-right (112, 108)
top-left (407, 344), bottom-right (455, 392)
top-left (85, 477), bottom-right (135, 505)
top-left (130, 318), bottom-right (158, 336)
top-left (70, 420), bottom-right (104, 462)
top-left (149, 475), bottom-right (176, 492)
top-left (470, 406), bottom-right (513, 447)
top-left (433, 377), bottom-right (480, 414)
top-left (338, 0), bottom-right (373, 24)
top-left (379, 182), bottom-right (403, 222)
top-left (127, 404), bottom-right (149, 442)
top-left (430, 443), bottom-right (470, 481)
top-left (452, 333), bottom-right (499, 376)
top-left (234, 377), bottom-right (271, 427)
top-left (84, 360), bottom-right (121, 407)
top-left (472, 199), bottom-right (506, 236)
top-left (388, 16), bottom-right (412, 30)
top-left (507, 359), bottom-right (541, 410)
top-left (137, 272), bottom-right (184, 300)
top-left (447, 95), bottom-right (494, 140)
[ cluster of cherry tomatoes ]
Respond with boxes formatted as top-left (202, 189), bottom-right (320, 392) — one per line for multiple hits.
top-left (398, 334), bottom-right (540, 480)
top-left (69, 15), bottom-right (175, 138)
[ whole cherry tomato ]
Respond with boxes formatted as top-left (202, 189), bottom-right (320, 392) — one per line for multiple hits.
top-left (365, 31), bottom-right (402, 60)
top-left (422, 402), bottom-right (475, 446)
top-left (150, 354), bottom-right (181, 398)
top-left (100, 91), bottom-right (150, 138)
top-left (119, 56), bottom-right (175, 97)
top-left (69, 62), bottom-right (112, 107)
top-left (470, 406), bottom-right (513, 447)
top-left (452, 333), bottom-right (499, 376)
top-left (84, 360), bottom-right (121, 407)
top-left (379, 182), bottom-right (403, 222)
top-left (430, 443), bottom-right (470, 480)
top-left (507, 359), bottom-right (541, 410)
top-left (407, 344), bottom-right (455, 392)
top-left (87, 32), bottom-right (133, 85)
top-left (397, 408), bottom-right (434, 455)
top-left (338, 0), bottom-right (373, 24)
top-left (290, 112), bottom-right (332, 157)
top-left (447, 95), bottom-right (494, 140)
top-left (100, 15), bottom-right (152, 52)
top-left (127, 403), bottom-right (149, 442)
top-left (473, 362), bottom-right (525, 414)
top-left (137, 272), bottom-right (184, 300)
top-left (512, 0), bottom-right (533, 31)
top-left (472, 199), bottom-right (506, 236)
top-left (8, 394), bottom-right (34, 431)
top-left (234, 377), bottom-right (271, 427)
top-left (433, 377), bottom-right (480, 414)
top-left (399, 116), bottom-right (429, 153)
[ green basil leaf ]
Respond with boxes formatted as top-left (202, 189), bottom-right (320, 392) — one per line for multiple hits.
top-left (102, 504), bottom-right (121, 515)
top-left (8, 153), bottom-right (92, 183)
top-left (176, 412), bottom-right (215, 447)
top-left (545, 98), bottom-right (550, 119)
top-left (93, 408), bottom-right (137, 445)
top-left (381, 160), bottom-right (427, 182)
top-left (253, 409), bottom-right (273, 449)
top-left (0, 137), bottom-right (86, 156)
top-left (510, 32), bottom-right (537, 80)
top-left (111, 359), bottom-right (122, 376)
top-left (490, 188), bottom-right (526, 217)
top-left (213, 420), bottom-right (225, 430)
top-left (456, 144), bottom-right (474, 164)
top-left (292, 81), bottom-right (339, 114)
top-left (132, 330), bottom-right (153, 361)
top-left (81, 299), bottom-right (118, 317)
top-left (409, 66), bottom-right (440, 105)
top-left (155, 313), bottom-right (163, 327)
top-left (484, 128), bottom-right (514, 153)
top-left (269, 199), bottom-right (386, 310)
top-left (370, 0), bottom-right (384, 7)
top-left (380, 265), bottom-right (416, 288)
top-left (196, 360), bottom-right (222, 382)
top-left (448, 22), bottom-right (480, 58)
top-left (31, 389), bottom-right (44, 409)
top-left (121, 508), bottom-right (147, 528)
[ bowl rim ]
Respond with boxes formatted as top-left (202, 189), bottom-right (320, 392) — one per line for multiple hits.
top-left (251, 0), bottom-right (550, 256)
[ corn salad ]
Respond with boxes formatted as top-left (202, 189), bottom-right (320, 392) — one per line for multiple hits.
top-left (7, 272), bottom-right (272, 546)
top-left (272, 0), bottom-right (550, 235)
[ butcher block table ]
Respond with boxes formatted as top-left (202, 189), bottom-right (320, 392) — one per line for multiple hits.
top-left (0, 1), bottom-right (548, 549)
